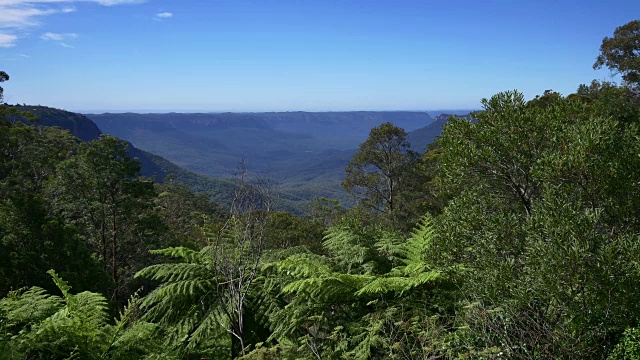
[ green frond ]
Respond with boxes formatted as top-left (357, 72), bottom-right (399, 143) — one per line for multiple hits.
top-left (373, 230), bottom-right (405, 263)
top-left (267, 254), bottom-right (332, 278)
top-left (149, 246), bottom-right (212, 264)
top-left (344, 319), bottom-right (386, 360)
top-left (108, 322), bottom-right (159, 357)
top-left (48, 269), bottom-right (73, 299)
top-left (405, 215), bottom-right (435, 266)
top-left (185, 307), bottom-right (225, 348)
top-left (141, 279), bottom-right (215, 309)
top-left (355, 270), bottom-right (443, 297)
top-left (322, 223), bottom-right (372, 271)
top-left (281, 274), bottom-right (371, 300)
top-left (135, 262), bottom-right (211, 282)
top-left (0, 286), bottom-right (63, 327)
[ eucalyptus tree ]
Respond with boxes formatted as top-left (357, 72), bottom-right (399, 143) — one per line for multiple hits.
top-left (594, 19), bottom-right (640, 89)
top-left (342, 122), bottom-right (419, 225)
top-left (0, 114), bottom-right (107, 297)
top-left (46, 135), bottom-right (163, 304)
top-left (0, 71), bottom-right (8, 103)
top-left (431, 90), bottom-right (640, 358)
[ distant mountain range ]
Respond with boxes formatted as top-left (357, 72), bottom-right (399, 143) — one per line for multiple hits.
top-left (9, 106), bottom-right (471, 213)
top-left (86, 112), bottom-right (434, 177)
top-left (10, 106), bottom-right (238, 208)
top-left (85, 111), bottom-right (438, 210)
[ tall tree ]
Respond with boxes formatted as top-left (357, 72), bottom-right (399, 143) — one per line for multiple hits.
top-left (594, 19), bottom-right (640, 88)
top-left (0, 71), bottom-right (36, 125)
top-left (46, 135), bottom-right (163, 304)
top-left (431, 90), bottom-right (640, 358)
top-left (342, 122), bottom-right (418, 222)
top-left (0, 119), bottom-right (104, 297)
top-left (0, 71), bottom-right (8, 103)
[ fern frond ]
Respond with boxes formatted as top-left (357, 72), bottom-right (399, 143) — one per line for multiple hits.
top-left (267, 254), bottom-right (332, 278)
top-left (323, 223), bottom-right (372, 272)
top-left (0, 286), bottom-right (63, 327)
top-left (405, 215), bottom-right (434, 265)
top-left (355, 270), bottom-right (443, 297)
top-left (135, 262), bottom-right (211, 282)
top-left (149, 246), bottom-right (211, 264)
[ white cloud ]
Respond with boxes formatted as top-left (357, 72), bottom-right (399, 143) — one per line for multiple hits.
top-left (0, 33), bottom-right (18, 47)
top-left (94, 0), bottom-right (144, 5)
top-left (40, 31), bottom-right (77, 40)
top-left (0, 0), bottom-right (143, 6)
top-left (40, 32), bottom-right (62, 40)
top-left (17, 53), bottom-right (30, 57)
top-left (0, 7), bottom-right (57, 28)
top-left (0, 0), bottom-right (145, 46)
top-left (41, 32), bottom-right (77, 48)
top-left (155, 12), bottom-right (172, 19)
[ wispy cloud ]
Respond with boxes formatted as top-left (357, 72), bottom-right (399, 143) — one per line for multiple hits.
top-left (0, 33), bottom-right (17, 47)
top-left (0, 6), bottom-right (57, 28)
top-left (0, 0), bottom-right (145, 47)
top-left (40, 32), bottom-right (77, 48)
top-left (154, 11), bottom-right (172, 20)
top-left (40, 32), bottom-right (77, 41)
top-left (0, 53), bottom-right (31, 60)
top-left (0, 1), bottom-right (144, 6)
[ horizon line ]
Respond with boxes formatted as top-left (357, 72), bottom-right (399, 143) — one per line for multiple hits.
top-left (73, 108), bottom-right (481, 114)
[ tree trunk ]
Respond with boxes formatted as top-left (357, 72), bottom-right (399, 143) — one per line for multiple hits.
top-left (231, 333), bottom-right (241, 359)
top-left (111, 210), bottom-right (118, 303)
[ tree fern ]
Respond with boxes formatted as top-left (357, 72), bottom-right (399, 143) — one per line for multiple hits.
top-left (254, 215), bottom-right (455, 359)
top-left (134, 245), bottom-right (229, 356)
top-left (0, 270), bottom-right (172, 359)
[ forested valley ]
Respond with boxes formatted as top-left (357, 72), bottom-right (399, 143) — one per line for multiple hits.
top-left (2, 19), bottom-right (640, 359)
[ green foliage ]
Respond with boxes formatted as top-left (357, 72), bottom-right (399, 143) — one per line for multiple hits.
top-left (609, 328), bottom-right (640, 360)
top-left (264, 211), bottom-right (325, 252)
top-left (432, 89), bottom-right (640, 358)
top-left (594, 19), bottom-right (640, 88)
top-left (0, 71), bottom-right (9, 123)
top-left (574, 80), bottom-right (640, 125)
top-left (46, 135), bottom-right (166, 304)
top-left (0, 192), bottom-right (108, 297)
top-left (0, 71), bottom-right (7, 103)
top-left (0, 117), bottom-right (108, 297)
top-left (342, 122), bottom-right (419, 222)
top-left (136, 196), bottom-right (275, 358)
top-left (135, 246), bottom-right (229, 357)
top-left (0, 271), bottom-right (172, 359)
top-left (0, 121), bottom-right (77, 197)
top-left (154, 181), bottom-right (225, 249)
top-left (256, 216), bottom-right (455, 359)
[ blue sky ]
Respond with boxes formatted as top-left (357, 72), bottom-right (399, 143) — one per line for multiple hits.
top-left (0, 0), bottom-right (638, 112)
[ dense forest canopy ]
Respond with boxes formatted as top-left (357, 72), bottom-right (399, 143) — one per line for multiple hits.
top-left (2, 19), bottom-right (640, 359)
